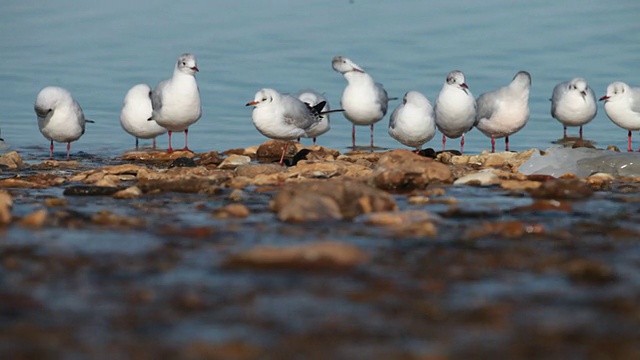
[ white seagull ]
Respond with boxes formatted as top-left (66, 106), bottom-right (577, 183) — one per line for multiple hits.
top-left (246, 88), bottom-right (327, 164)
top-left (434, 70), bottom-right (476, 153)
top-left (150, 53), bottom-right (201, 153)
top-left (34, 86), bottom-right (90, 160)
top-left (388, 91), bottom-right (436, 153)
top-left (332, 56), bottom-right (389, 148)
top-left (551, 77), bottom-right (597, 139)
top-left (475, 71), bottom-right (531, 153)
top-left (294, 89), bottom-right (331, 144)
top-left (120, 84), bottom-right (167, 149)
top-left (600, 81), bottom-right (640, 152)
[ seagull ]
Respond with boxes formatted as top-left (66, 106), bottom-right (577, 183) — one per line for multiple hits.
top-left (388, 91), bottom-right (436, 153)
top-left (150, 53), bottom-right (201, 153)
top-left (294, 89), bottom-right (331, 145)
top-left (600, 81), bottom-right (640, 152)
top-left (332, 56), bottom-right (389, 148)
top-left (120, 84), bottom-right (167, 149)
top-left (34, 86), bottom-right (91, 160)
top-left (434, 70), bottom-right (476, 153)
top-left (475, 71), bottom-right (531, 153)
top-left (246, 88), bottom-right (327, 164)
top-left (551, 77), bottom-right (597, 139)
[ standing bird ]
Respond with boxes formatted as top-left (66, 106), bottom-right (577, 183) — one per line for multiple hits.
top-left (388, 91), bottom-right (436, 153)
top-left (332, 56), bottom-right (389, 148)
top-left (551, 77), bottom-right (597, 139)
top-left (434, 70), bottom-right (476, 153)
top-left (600, 81), bottom-right (640, 152)
top-left (475, 71), bottom-right (531, 153)
top-left (294, 89), bottom-right (331, 145)
top-left (150, 53), bottom-right (201, 153)
top-left (34, 86), bottom-right (90, 160)
top-left (246, 88), bottom-right (326, 164)
top-left (120, 84), bottom-right (167, 149)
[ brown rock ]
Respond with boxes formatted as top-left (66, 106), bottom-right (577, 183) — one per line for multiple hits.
top-left (112, 186), bottom-right (143, 199)
top-left (223, 241), bottom-right (369, 270)
top-left (19, 209), bottom-right (48, 228)
top-left (0, 191), bottom-right (12, 225)
top-left (0, 151), bottom-right (24, 169)
top-left (217, 154), bottom-right (251, 169)
top-left (528, 178), bottom-right (594, 199)
top-left (513, 199), bottom-right (573, 212)
top-left (276, 193), bottom-right (343, 222)
top-left (44, 197), bottom-right (68, 207)
top-left (235, 163), bottom-right (285, 178)
top-left (196, 150), bottom-right (224, 166)
top-left (121, 150), bottom-right (195, 161)
top-left (256, 140), bottom-right (298, 160)
top-left (92, 210), bottom-right (144, 228)
top-left (499, 179), bottom-right (542, 191)
top-left (0, 178), bottom-right (48, 189)
top-left (464, 221), bottom-right (545, 240)
top-left (213, 203), bottom-right (250, 219)
top-left (361, 210), bottom-right (438, 226)
top-left (371, 149), bottom-right (452, 190)
top-left (565, 258), bottom-right (616, 284)
top-left (271, 179), bottom-right (397, 221)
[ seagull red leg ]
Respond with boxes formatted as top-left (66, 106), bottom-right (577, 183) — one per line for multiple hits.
top-left (460, 134), bottom-right (465, 153)
top-left (167, 131), bottom-right (174, 153)
top-left (370, 124), bottom-right (374, 148)
top-left (579, 126), bottom-right (583, 139)
top-left (49, 140), bottom-right (54, 160)
top-left (181, 128), bottom-right (192, 152)
top-left (279, 142), bottom-right (289, 165)
top-left (66, 142), bottom-right (71, 160)
top-left (563, 126), bottom-right (567, 138)
top-left (352, 125), bottom-right (356, 148)
top-left (505, 136), bottom-right (510, 152)
top-left (628, 130), bottom-right (633, 152)
top-left (491, 135), bottom-right (496, 153)
top-left (442, 134), bottom-right (446, 151)
top-left (152, 138), bottom-right (157, 149)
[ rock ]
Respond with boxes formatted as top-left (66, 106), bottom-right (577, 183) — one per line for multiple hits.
top-left (217, 154), bottom-right (251, 169)
top-left (0, 191), bottom-right (12, 225)
top-left (256, 140), bottom-right (299, 160)
top-left (93, 176), bottom-right (119, 187)
top-left (0, 178), bottom-right (48, 189)
top-left (565, 258), bottom-right (616, 284)
top-left (213, 203), bottom-right (250, 219)
top-left (63, 186), bottom-right (125, 196)
top-left (139, 179), bottom-right (223, 194)
top-left (195, 150), bottom-right (223, 167)
top-left (19, 209), bottom-right (48, 228)
top-left (528, 178), bottom-right (594, 199)
top-left (169, 157), bottom-right (197, 168)
top-left (271, 179), bottom-right (397, 221)
top-left (454, 169), bottom-right (499, 186)
top-left (222, 241), bottom-right (369, 270)
top-left (513, 199), bottom-right (573, 212)
top-left (371, 149), bottom-right (452, 190)
top-left (228, 189), bottom-right (246, 201)
top-left (44, 197), bottom-right (68, 207)
top-left (519, 147), bottom-right (612, 177)
top-left (92, 210), bottom-right (144, 228)
top-left (136, 166), bottom-right (232, 193)
top-left (360, 210), bottom-right (438, 226)
top-left (70, 164), bottom-right (147, 183)
top-left (463, 221), bottom-right (545, 240)
top-left (235, 163), bottom-right (286, 178)
top-left (112, 186), bottom-right (143, 199)
top-left (0, 151), bottom-right (24, 169)
top-left (276, 193), bottom-right (343, 222)
top-left (121, 150), bottom-right (195, 161)
top-left (499, 179), bottom-right (542, 191)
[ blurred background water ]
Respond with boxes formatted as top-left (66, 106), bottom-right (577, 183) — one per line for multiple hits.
top-left (1, 0), bottom-right (639, 158)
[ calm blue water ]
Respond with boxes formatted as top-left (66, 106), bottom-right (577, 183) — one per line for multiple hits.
top-left (1, 0), bottom-right (640, 157)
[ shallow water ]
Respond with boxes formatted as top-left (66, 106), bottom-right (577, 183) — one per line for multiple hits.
top-left (2, 1), bottom-right (640, 157)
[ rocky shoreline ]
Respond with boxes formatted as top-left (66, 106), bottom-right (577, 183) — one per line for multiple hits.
top-left (1, 141), bottom-right (639, 358)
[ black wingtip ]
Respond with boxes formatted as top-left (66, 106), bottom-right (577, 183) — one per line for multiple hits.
top-left (85, 119), bottom-right (95, 123)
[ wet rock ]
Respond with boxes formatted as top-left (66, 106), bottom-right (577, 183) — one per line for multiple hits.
top-left (112, 186), bottom-right (143, 199)
top-left (70, 164), bottom-right (147, 183)
top-left (121, 150), bottom-right (195, 161)
top-left (93, 176), bottom-right (119, 187)
top-left (92, 210), bottom-right (144, 228)
top-left (276, 192), bottom-right (343, 222)
top-left (499, 179), bottom-right (542, 191)
top-left (44, 197), bottom-right (68, 207)
top-left (63, 185), bottom-right (125, 196)
top-left (213, 203), bottom-right (250, 219)
top-left (242, 145), bottom-right (259, 157)
top-left (217, 154), bottom-right (251, 169)
top-left (228, 189), bottom-right (246, 201)
top-left (223, 241), bottom-right (369, 270)
top-left (256, 140), bottom-right (299, 160)
top-left (235, 163), bottom-right (286, 178)
top-left (0, 174), bottom-right (62, 188)
top-left (169, 157), bottom-right (197, 168)
top-left (139, 179), bottom-right (223, 194)
top-left (0, 151), bottom-right (24, 169)
top-left (19, 209), bottom-right (48, 228)
top-left (565, 258), bottom-right (616, 284)
top-left (271, 179), bottom-right (397, 221)
top-left (360, 210), bottom-right (439, 237)
top-left (528, 178), bottom-right (594, 199)
top-left (195, 150), bottom-right (223, 166)
top-left (463, 221), bottom-right (545, 240)
top-left (371, 149), bottom-right (452, 190)
top-left (454, 169), bottom-right (499, 186)
top-left (513, 199), bottom-right (573, 212)
top-left (0, 191), bottom-right (12, 225)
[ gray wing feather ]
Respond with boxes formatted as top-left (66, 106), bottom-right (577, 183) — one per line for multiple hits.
top-left (374, 83), bottom-right (389, 116)
top-left (474, 91), bottom-right (497, 126)
top-left (631, 87), bottom-right (640, 113)
top-left (151, 80), bottom-right (168, 115)
top-left (388, 104), bottom-right (401, 130)
top-left (550, 82), bottom-right (566, 118)
top-left (282, 95), bottom-right (316, 129)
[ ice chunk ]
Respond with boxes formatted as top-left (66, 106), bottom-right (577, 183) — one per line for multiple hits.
top-left (518, 146), bottom-right (617, 177)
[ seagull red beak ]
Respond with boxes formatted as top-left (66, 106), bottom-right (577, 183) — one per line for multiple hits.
top-left (461, 83), bottom-right (469, 89)
top-left (192, 66), bottom-right (199, 72)
top-left (246, 100), bottom-right (258, 106)
top-left (599, 95), bottom-right (609, 101)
